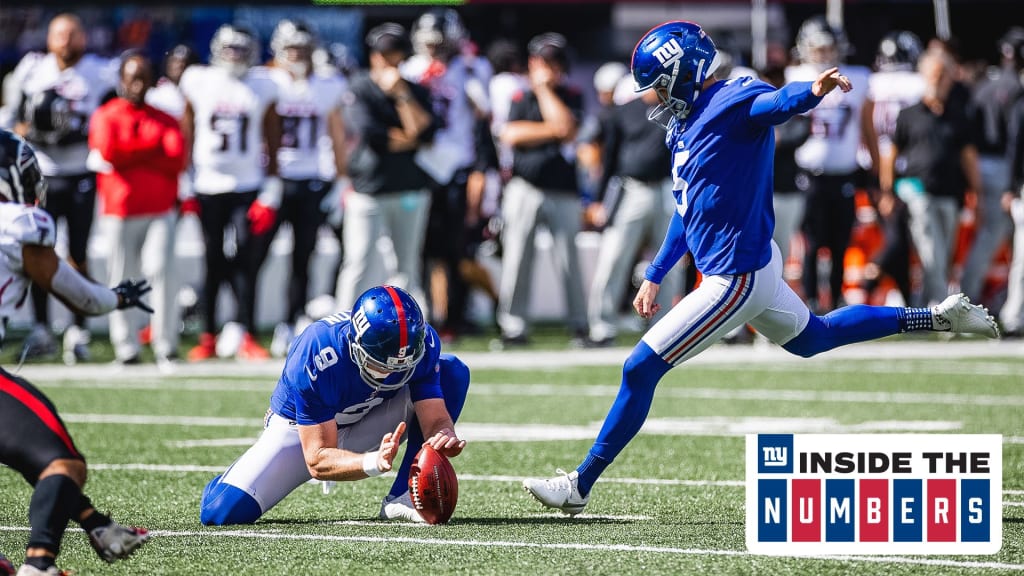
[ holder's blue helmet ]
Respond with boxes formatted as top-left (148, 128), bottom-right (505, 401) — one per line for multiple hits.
top-left (348, 285), bottom-right (426, 391)
top-left (631, 21), bottom-right (720, 126)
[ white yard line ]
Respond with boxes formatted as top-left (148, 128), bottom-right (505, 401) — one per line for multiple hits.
top-left (471, 383), bottom-right (1024, 407)
top-left (82, 465), bottom-right (1024, 499)
top-left (155, 419), bottom-right (965, 446)
top-left (0, 525), bottom-right (1018, 570)
top-left (40, 379), bottom-right (1024, 408)
top-left (13, 340), bottom-right (1022, 380)
top-left (90, 463), bottom-right (226, 472)
top-left (61, 414), bottom-right (263, 427)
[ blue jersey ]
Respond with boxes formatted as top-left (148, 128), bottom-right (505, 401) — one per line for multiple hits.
top-left (645, 77), bottom-right (822, 279)
top-left (270, 313), bottom-right (443, 427)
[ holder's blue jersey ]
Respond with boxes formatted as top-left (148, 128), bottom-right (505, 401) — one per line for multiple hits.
top-left (645, 77), bottom-right (822, 280)
top-left (270, 313), bottom-right (443, 427)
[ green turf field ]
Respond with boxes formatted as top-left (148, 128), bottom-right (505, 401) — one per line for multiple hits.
top-left (0, 342), bottom-right (1022, 575)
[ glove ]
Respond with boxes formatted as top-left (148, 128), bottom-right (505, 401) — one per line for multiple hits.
top-left (86, 149), bottom-right (114, 174)
top-left (320, 176), bottom-right (350, 229)
top-left (249, 176), bottom-right (283, 235)
top-left (179, 197), bottom-right (201, 217)
top-left (113, 278), bottom-right (154, 313)
top-left (247, 200), bottom-right (277, 235)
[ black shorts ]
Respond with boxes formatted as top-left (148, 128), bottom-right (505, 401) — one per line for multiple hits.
top-left (0, 367), bottom-right (83, 484)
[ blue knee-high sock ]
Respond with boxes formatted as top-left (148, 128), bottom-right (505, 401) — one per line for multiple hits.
top-left (199, 474), bottom-right (262, 526)
top-left (389, 354), bottom-right (470, 498)
top-left (783, 305), bottom-right (930, 358)
top-left (576, 342), bottom-right (671, 496)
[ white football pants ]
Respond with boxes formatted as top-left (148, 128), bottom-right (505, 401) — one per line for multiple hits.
top-left (218, 386), bottom-right (412, 516)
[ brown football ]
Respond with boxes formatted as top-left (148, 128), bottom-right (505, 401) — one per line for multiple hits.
top-left (408, 445), bottom-right (458, 524)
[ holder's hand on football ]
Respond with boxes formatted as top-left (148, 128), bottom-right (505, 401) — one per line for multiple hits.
top-left (376, 421), bottom-right (406, 473)
top-left (425, 427), bottom-right (466, 458)
top-left (113, 278), bottom-right (153, 313)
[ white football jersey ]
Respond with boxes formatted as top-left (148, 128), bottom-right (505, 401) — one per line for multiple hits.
top-left (405, 54), bottom-right (492, 183)
top-left (5, 52), bottom-right (118, 176)
top-left (0, 203), bottom-right (56, 338)
top-left (260, 67), bottom-right (346, 181)
top-left (146, 77), bottom-right (187, 121)
top-left (866, 69), bottom-right (925, 160)
top-left (786, 63), bottom-right (871, 175)
top-left (180, 65), bottom-right (278, 194)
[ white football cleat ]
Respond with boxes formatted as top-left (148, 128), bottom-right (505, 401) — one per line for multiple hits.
top-left (379, 491), bottom-right (426, 523)
top-left (215, 321), bottom-right (245, 358)
top-left (523, 469), bottom-right (589, 516)
top-left (931, 294), bottom-right (1000, 338)
top-left (62, 325), bottom-right (91, 366)
top-left (88, 521), bottom-right (149, 563)
top-left (270, 322), bottom-right (294, 358)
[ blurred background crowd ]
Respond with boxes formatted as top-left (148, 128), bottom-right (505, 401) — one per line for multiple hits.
top-left (1, 0), bottom-right (1022, 366)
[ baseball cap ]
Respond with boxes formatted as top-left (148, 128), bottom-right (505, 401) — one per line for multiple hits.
top-left (366, 22), bottom-right (411, 56)
top-left (528, 32), bottom-right (569, 70)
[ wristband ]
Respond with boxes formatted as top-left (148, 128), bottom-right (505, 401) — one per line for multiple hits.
top-left (362, 451), bottom-right (383, 477)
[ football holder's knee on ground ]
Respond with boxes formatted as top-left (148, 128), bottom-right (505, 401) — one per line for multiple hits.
top-left (200, 475), bottom-right (262, 526)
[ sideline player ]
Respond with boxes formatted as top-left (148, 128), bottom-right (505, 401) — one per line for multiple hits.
top-left (523, 21), bottom-right (1000, 516)
top-left (0, 130), bottom-right (151, 575)
top-left (786, 16), bottom-right (876, 312)
top-left (180, 24), bottom-right (282, 361)
top-left (199, 285), bottom-right (468, 525)
top-left (2, 13), bottom-right (119, 364)
top-left (258, 20), bottom-right (348, 357)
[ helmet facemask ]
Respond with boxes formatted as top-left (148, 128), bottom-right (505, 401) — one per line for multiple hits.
top-left (272, 21), bottom-right (316, 77)
top-left (276, 46), bottom-right (312, 77)
top-left (346, 286), bottom-right (428, 392)
top-left (348, 330), bottom-right (425, 391)
top-left (211, 26), bottom-right (258, 79)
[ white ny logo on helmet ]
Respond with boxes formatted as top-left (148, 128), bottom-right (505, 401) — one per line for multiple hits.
top-left (652, 38), bottom-right (683, 68)
top-left (352, 309), bottom-right (371, 337)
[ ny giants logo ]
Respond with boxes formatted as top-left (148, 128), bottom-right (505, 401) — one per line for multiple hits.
top-left (745, 434), bottom-right (1002, 555)
top-left (652, 38), bottom-right (684, 68)
top-left (351, 309), bottom-right (371, 338)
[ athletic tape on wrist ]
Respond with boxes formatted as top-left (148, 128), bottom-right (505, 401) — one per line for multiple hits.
top-left (362, 451), bottom-right (383, 477)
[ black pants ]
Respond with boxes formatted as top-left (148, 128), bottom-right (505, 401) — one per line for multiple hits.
top-left (0, 368), bottom-right (84, 485)
top-left (867, 200), bottom-right (912, 303)
top-left (197, 191), bottom-right (271, 334)
top-left (423, 169), bottom-right (470, 331)
top-left (31, 173), bottom-right (96, 329)
top-left (800, 172), bottom-right (857, 310)
top-left (251, 179), bottom-right (328, 324)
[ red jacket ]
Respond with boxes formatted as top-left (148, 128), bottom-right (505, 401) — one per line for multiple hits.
top-left (89, 98), bottom-right (185, 217)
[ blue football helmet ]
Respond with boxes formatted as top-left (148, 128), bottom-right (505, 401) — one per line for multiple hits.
top-left (347, 285), bottom-right (427, 391)
top-left (632, 21), bottom-right (721, 126)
